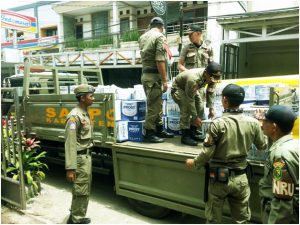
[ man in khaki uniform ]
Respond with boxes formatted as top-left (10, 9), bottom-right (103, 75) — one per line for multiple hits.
top-left (177, 25), bottom-right (215, 139)
top-left (259, 105), bottom-right (298, 224)
top-left (171, 62), bottom-right (222, 146)
top-left (186, 84), bottom-right (268, 223)
top-left (178, 25), bottom-right (213, 71)
top-left (138, 17), bottom-right (174, 143)
top-left (65, 84), bottom-right (95, 224)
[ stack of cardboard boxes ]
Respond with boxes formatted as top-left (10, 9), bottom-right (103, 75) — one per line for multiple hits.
top-left (162, 85), bottom-right (181, 135)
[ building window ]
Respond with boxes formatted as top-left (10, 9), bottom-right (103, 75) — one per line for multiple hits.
top-left (183, 2), bottom-right (187, 7)
top-left (17, 32), bottom-right (24, 41)
top-left (120, 11), bottom-right (123, 16)
top-left (40, 26), bottom-right (57, 37)
top-left (193, 1), bottom-right (197, 5)
top-left (144, 9), bottom-right (147, 14)
top-left (120, 18), bottom-right (130, 35)
top-left (137, 10), bottom-right (140, 15)
top-left (126, 9), bottom-right (130, 14)
top-left (183, 8), bottom-right (207, 25)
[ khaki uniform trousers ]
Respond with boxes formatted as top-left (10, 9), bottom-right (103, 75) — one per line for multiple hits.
top-left (205, 173), bottom-right (251, 224)
top-left (195, 88), bottom-right (205, 120)
top-left (141, 75), bottom-right (163, 130)
top-left (171, 88), bottom-right (204, 129)
top-left (70, 154), bottom-right (92, 223)
top-left (260, 198), bottom-right (299, 224)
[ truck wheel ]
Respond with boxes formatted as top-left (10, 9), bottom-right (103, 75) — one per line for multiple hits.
top-left (127, 198), bottom-right (171, 219)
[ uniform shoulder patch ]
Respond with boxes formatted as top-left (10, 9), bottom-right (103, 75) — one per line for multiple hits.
top-left (67, 116), bottom-right (78, 130)
top-left (272, 159), bottom-right (294, 200)
top-left (68, 122), bottom-right (76, 130)
top-left (273, 160), bottom-right (285, 181)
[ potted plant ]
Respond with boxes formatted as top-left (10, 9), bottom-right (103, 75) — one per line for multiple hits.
top-left (3, 120), bottom-right (48, 199)
top-left (120, 30), bottom-right (140, 48)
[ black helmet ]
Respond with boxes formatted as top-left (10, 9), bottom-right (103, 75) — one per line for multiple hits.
top-left (150, 17), bottom-right (164, 26)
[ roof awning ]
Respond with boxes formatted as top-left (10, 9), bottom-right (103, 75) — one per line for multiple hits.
top-left (217, 7), bottom-right (299, 44)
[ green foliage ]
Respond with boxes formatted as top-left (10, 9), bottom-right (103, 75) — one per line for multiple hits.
top-left (64, 36), bottom-right (113, 49)
top-left (64, 36), bottom-right (77, 48)
top-left (121, 30), bottom-right (140, 42)
top-left (2, 121), bottom-right (48, 199)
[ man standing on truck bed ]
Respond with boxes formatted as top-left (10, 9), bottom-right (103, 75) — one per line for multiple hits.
top-left (171, 62), bottom-right (222, 146)
top-left (177, 25), bottom-right (215, 140)
top-left (139, 17), bottom-right (174, 143)
top-left (259, 105), bottom-right (299, 224)
top-left (65, 84), bottom-right (95, 224)
top-left (186, 84), bottom-right (268, 223)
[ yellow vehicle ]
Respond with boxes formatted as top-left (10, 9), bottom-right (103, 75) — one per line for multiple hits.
top-left (221, 74), bottom-right (299, 139)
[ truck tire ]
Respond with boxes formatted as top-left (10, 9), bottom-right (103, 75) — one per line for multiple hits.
top-left (127, 198), bottom-right (171, 219)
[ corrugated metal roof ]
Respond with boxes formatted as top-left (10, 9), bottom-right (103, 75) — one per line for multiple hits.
top-left (217, 7), bottom-right (299, 25)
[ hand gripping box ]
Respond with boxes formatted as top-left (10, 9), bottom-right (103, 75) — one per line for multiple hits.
top-left (121, 100), bottom-right (146, 121)
top-left (128, 121), bottom-right (145, 142)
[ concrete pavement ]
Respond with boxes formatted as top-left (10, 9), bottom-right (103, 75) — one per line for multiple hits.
top-left (1, 163), bottom-right (204, 224)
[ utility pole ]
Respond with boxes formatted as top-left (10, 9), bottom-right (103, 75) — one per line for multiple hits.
top-left (178, 2), bottom-right (183, 54)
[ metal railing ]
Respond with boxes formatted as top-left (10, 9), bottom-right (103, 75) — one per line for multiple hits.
top-left (1, 88), bottom-right (26, 210)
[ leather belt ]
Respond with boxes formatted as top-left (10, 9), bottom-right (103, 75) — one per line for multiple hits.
top-left (77, 149), bottom-right (90, 155)
top-left (143, 68), bottom-right (159, 73)
top-left (229, 169), bottom-right (246, 176)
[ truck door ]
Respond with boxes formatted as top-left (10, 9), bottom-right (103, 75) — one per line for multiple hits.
top-left (221, 44), bottom-right (239, 79)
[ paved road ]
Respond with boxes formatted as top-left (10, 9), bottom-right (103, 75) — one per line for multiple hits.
top-left (2, 162), bottom-right (205, 224)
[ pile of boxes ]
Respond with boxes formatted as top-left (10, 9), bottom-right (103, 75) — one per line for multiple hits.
top-left (162, 84), bottom-right (181, 135)
top-left (113, 84), bottom-right (146, 142)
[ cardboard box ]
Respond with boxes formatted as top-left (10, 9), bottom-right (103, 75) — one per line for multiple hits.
top-left (242, 85), bottom-right (256, 104)
top-left (121, 100), bottom-right (146, 121)
top-left (163, 100), bottom-right (167, 116)
top-left (165, 99), bottom-right (180, 118)
top-left (133, 84), bottom-right (146, 100)
top-left (116, 121), bottom-right (128, 142)
top-left (115, 100), bottom-right (122, 121)
top-left (128, 121), bottom-right (145, 142)
top-left (200, 119), bottom-right (212, 139)
top-left (247, 144), bottom-right (267, 161)
top-left (166, 116), bottom-right (180, 135)
top-left (60, 86), bottom-right (69, 94)
top-left (116, 88), bottom-right (133, 100)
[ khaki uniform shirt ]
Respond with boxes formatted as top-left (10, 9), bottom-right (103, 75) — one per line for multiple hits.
top-left (138, 28), bottom-right (166, 74)
top-left (259, 134), bottom-right (299, 223)
top-left (194, 112), bottom-right (268, 169)
top-left (180, 42), bottom-right (213, 69)
top-left (172, 68), bottom-right (217, 118)
top-left (65, 106), bottom-right (93, 170)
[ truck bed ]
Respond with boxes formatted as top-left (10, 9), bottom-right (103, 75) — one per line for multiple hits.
top-left (113, 136), bottom-right (201, 156)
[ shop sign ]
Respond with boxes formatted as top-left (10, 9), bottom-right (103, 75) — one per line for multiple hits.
top-left (1, 9), bottom-right (37, 33)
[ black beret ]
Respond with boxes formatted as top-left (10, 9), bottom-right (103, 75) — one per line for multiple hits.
top-left (265, 105), bottom-right (296, 133)
top-left (206, 62), bottom-right (222, 77)
top-left (150, 17), bottom-right (164, 26)
top-left (187, 25), bottom-right (202, 33)
top-left (222, 83), bottom-right (245, 98)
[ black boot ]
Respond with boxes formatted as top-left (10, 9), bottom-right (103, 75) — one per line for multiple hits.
top-left (191, 125), bottom-right (202, 135)
top-left (190, 125), bottom-right (204, 142)
top-left (156, 125), bottom-right (174, 138)
top-left (67, 216), bottom-right (91, 224)
top-left (144, 129), bottom-right (164, 143)
top-left (181, 129), bottom-right (198, 146)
